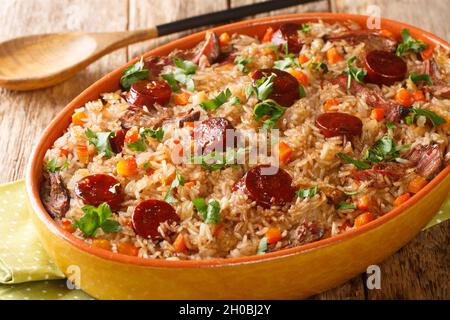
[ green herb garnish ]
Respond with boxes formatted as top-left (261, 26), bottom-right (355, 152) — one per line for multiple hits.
top-left (409, 108), bottom-right (446, 126)
top-left (298, 85), bottom-right (306, 98)
top-left (337, 152), bottom-right (371, 170)
top-left (257, 237), bottom-right (268, 255)
top-left (190, 148), bottom-right (244, 171)
top-left (344, 190), bottom-right (359, 196)
top-left (386, 122), bottom-right (397, 129)
top-left (200, 88), bottom-right (232, 111)
top-left (85, 129), bottom-right (115, 158)
top-left (230, 96), bottom-right (241, 105)
top-left (296, 186), bottom-right (318, 198)
top-left (300, 23), bottom-right (311, 33)
top-left (192, 198), bottom-right (221, 224)
top-left (120, 57), bottom-right (149, 90)
top-left (409, 73), bottom-right (433, 85)
top-left (273, 54), bottom-right (298, 70)
top-left (127, 140), bottom-right (147, 152)
top-left (396, 29), bottom-right (428, 56)
top-left (72, 203), bottom-right (121, 237)
top-left (140, 127), bottom-right (164, 142)
top-left (45, 158), bottom-right (69, 173)
top-left (309, 61), bottom-right (328, 73)
top-left (164, 171), bottom-right (185, 203)
top-left (161, 57), bottom-right (198, 92)
top-left (363, 135), bottom-right (409, 163)
top-left (338, 202), bottom-right (356, 210)
top-left (253, 99), bottom-right (286, 129)
top-left (343, 56), bottom-right (367, 90)
top-left (234, 56), bottom-right (254, 73)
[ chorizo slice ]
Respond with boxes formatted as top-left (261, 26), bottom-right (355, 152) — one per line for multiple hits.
top-left (363, 50), bottom-right (407, 86)
top-left (271, 23), bottom-right (303, 54)
top-left (233, 164), bottom-right (295, 208)
top-left (143, 56), bottom-right (171, 80)
top-left (126, 80), bottom-right (172, 109)
top-left (75, 174), bottom-right (124, 209)
top-left (316, 112), bottom-right (363, 138)
top-left (132, 200), bottom-right (180, 239)
top-left (109, 129), bottom-right (126, 154)
top-left (192, 117), bottom-right (235, 154)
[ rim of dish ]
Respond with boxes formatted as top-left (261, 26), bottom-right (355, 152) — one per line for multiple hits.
top-left (26, 12), bottom-right (450, 268)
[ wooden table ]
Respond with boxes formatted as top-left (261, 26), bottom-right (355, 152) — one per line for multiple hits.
top-left (0, 0), bottom-right (448, 299)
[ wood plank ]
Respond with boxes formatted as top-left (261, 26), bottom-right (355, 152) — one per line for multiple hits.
top-left (332, 0), bottom-right (450, 300)
top-left (127, 0), bottom-right (228, 60)
top-left (0, 0), bottom-right (128, 184)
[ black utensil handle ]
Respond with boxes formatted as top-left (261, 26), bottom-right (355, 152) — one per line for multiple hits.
top-left (156, 0), bottom-right (320, 36)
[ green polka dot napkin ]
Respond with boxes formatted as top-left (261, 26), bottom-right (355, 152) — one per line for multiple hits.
top-left (0, 180), bottom-right (448, 299)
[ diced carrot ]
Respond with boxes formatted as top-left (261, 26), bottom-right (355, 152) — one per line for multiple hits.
top-left (173, 234), bottom-right (187, 252)
top-left (323, 100), bottom-right (338, 113)
top-left (275, 141), bottom-right (293, 164)
top-left (173, 92), bottom-right (191, 106)
top-left (173, 139), bottom-right (180, 144)
top-left (75, 145), bottom-right (89, 164)
top-left (393, 193), bottom-right (411, 207)
top-left (354, 212), bottom-right (375, 228)
top-left (395, 89), bottom-right (414, 106)
top-left (213, 223), bottom-right (224, 237)
top-left (262, 27), bottom-right (274, 43)
top-left (371, 107), bottom-right (385, 121)
top-left (125, 127), bottom-right (139, 144)
top-left (265, 227), bottom-right (282, 244)
top-left (412, 89), bottom-right (426, 102)
top-left (408, 175), bottom-right (428, 193)
top-left (117, 242), bottom-right (139, 256)
top-left (183, 122), bottom-right (195, 128)
top-left (61, 220), bottom-right (76, 233)
top-left (420, 45), bottom-right (434, 60)
top-left (59, 148), bottom-right (69, 157)
top-left (91, 239), bottom-right (112, 251)
top-left (72, 111), bottom-right (87, 126)
top-left (298, 54), bottom-right (310, 65)
top-left (288, 69), bottom-right (309, 86)
top-left (378, 29), bottom-right (395, 40)
top-left (116, 158), bottom-right (138, 176)
top-left (184, 181), bottom-right (195, 188)
top-left (356, 195), bottom-right (370, 211)
top-left (326, 47), bottom-right (343, 64)
top-left (219, 32), bottom-right (231, 46)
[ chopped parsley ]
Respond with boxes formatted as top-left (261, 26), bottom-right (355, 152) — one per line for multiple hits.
top-left (343, 190), bottom-right (359, 196)
top-left (127, 140), bottom-right (147, 152)
top-left (200, 88), bottom-right (232, 111)
top-left (386, 122), bottom-right (397, 129)
top-left (253, 99), bottom-right (286, 129)
top-left (192, 198), bottom-right (221, 224)
top-left (343, 56), bottom-right (367, 90)
top-left (298, 85), bottom-right (306, 98)
top-left (257, 237), bottom-right (268, 255)
top-left (336, 152), bottom-right (371, 170)
top-left (140, 127), bottom-right (164, 142)
top-left (120, 57), bottom-right (149, 90)
top-left (409, 73), bottom-right (433, 86)
top-left (363, 135), bottom-right (410, 163)
top-left (230, 96), bottom-right (241, 105)
top-left (190, 148), bottom-right (245, 171)
top-left (338, 202), bottom-right (356, 210)
top-left (273, 54), bottom-right (298, 70)
top-left (296, 186), bottom-right (318, 198)
top-left (406, 108), bottom-right (446, 126)
top-left (234, 56), bottom-right (254, 73)
top-left (161, 56), bottom-right (198, 92)
top-left (164, 171), bottom-right (185, 203)
top-left (45, 158), bottom-right (69, 173)
top-left (396, 28), bottom-right (428, 56)
top-left (85, 129), bottom-right (115, 158)
top-left (72, 203), bottom-right (121, 237)
top-left (300, 23), bottom-right (311, 33)
top-left (309, 61), bottom-right (328, 73)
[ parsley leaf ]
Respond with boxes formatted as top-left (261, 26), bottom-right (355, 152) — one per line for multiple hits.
top-left (192, 198), bottom-right (221, 224)
top-left (300, 23), bottom-right (311, 33)
top-left (161, 56), bottom-right (198, 92)
top-left (164, 171), bottom-right (185, 203)
top-left (409, 108), bottom-right (446, 126)
top-left (173, 57), bottom-right (198, 74)
top-left (338, 202), bottom-right (356, 210)
top-left (73, 203), bottom-right (121, 237)
top-left (386, 122), bottom-right (397, 129)
top-left (161, 73), bottom-right (180, 92)
top-left (140, 127), bottom-right (164, 142)
top-left (127, 140), bottom-right (147, 152)
top-left (363, 135), bottom-right (408, 163)
top-left (309, 61), bottom-right (328, 73)
top-left (257, 237), bottom-right (268, 255)
top-left (296, 186), bottom-right (318, 198)
top-left (120, 57), bottom-right (149, 90)
top-left (200, 88), bottom-right (232, 111)
top-left (45, 158), bottom-right (69, 173)
top-left (273, 54), bottom-right (298, 70)
top-left (255, 73), bottom-right (277, 100)
top-left (234, 56), bottom-right (254, 73)
top-left (337, 152), bottom-right (371, 170)
top-left (409, 73), bottom-right (433, 85)
top-left (230, 96), bottom-right (241, 105)
top-left (343, 56), bottom-right (367, 90)
top-left (253, 99), bottom-right (285, 129)
top-left (85, 129), bottom-right (115, 158)
top-left (190, 148), bottom-right (244, 171)
top-left (298, 85), bottom-right (306, 98)
top-left (396, 29), bottom-right (428, 56)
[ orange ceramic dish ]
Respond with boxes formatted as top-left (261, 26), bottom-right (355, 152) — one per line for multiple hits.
top-left (26, 13), bottom-right (450, 300)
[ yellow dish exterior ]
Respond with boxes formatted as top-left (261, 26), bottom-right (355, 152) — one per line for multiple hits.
top-left (26, 13), bottom-right (450, 300)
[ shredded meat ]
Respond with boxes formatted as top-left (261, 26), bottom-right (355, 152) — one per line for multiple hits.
top-left (405, 144), bottom-right (443, 179)
top-left (292, 221), bottom-right (325, 246)
top-left (41, 172), bottom-right (70, 219)
top-left (119, 106), bottom-right (166, 130)
top-left (421, 59), bottom-right (450, 98)
top-left (178, 109), bottom-right (201, 128)
top-left (351, 162), bottom-right (406, 188)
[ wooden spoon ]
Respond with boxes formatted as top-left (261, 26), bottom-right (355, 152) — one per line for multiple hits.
top-left (0, 0), bottom-right (314, 91)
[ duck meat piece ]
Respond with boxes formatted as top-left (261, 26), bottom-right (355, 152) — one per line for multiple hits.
top-left (421, 59), bottom-right (450, 98)
top-left (293, 221), bottom-right (325, 246)
top-left (41, 172), bottom-right (70, 219)
top-left (178, 109), bottom-right (200, 128)
top-left (119, 105), bottom-right (164, 130)
top-left (405, 144), bottom-right (443, 179)
top-left (351, 162), bottom-right (405, 188)
top-left (324, 29), bottom-right (397, 52)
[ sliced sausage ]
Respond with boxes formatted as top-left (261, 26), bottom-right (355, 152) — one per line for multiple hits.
top-left (143, 56), bottom-right (171, 80)
top-left (192, 117), bottom-right (235, 154)
top-left (190, 31), bottom-right (221, 65)
top-left (126, 80), bottom-right (172, 109)
top-left (363, 50), bottom-right (407, 86)
top-left (271, 23), bottom-right (303, 54)
top-left (75, 174), bottom-right (123, 209)
top-left (405, 144), bottom-right (443, 179)
top-left (233, 164), bottom-right (295, 208)
top-left (132, 200), bottom-right (180, 239)
top-left (324, 29), bottom-right (397, 52)
top-left (109, 129), bottom-right (126, 154)
top-left (316, 112), bottom-right (363, 138)
top-left (252, 68), bottom-right (300, 107)
top-left (41, 172), bottom-right (70, 219)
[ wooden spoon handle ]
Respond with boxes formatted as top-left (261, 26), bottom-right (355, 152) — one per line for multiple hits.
top-left (100, 28), bottom-right (159, 51)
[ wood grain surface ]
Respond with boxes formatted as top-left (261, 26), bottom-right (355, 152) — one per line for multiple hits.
top-left (0, 0), bottom-right (448, 299)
